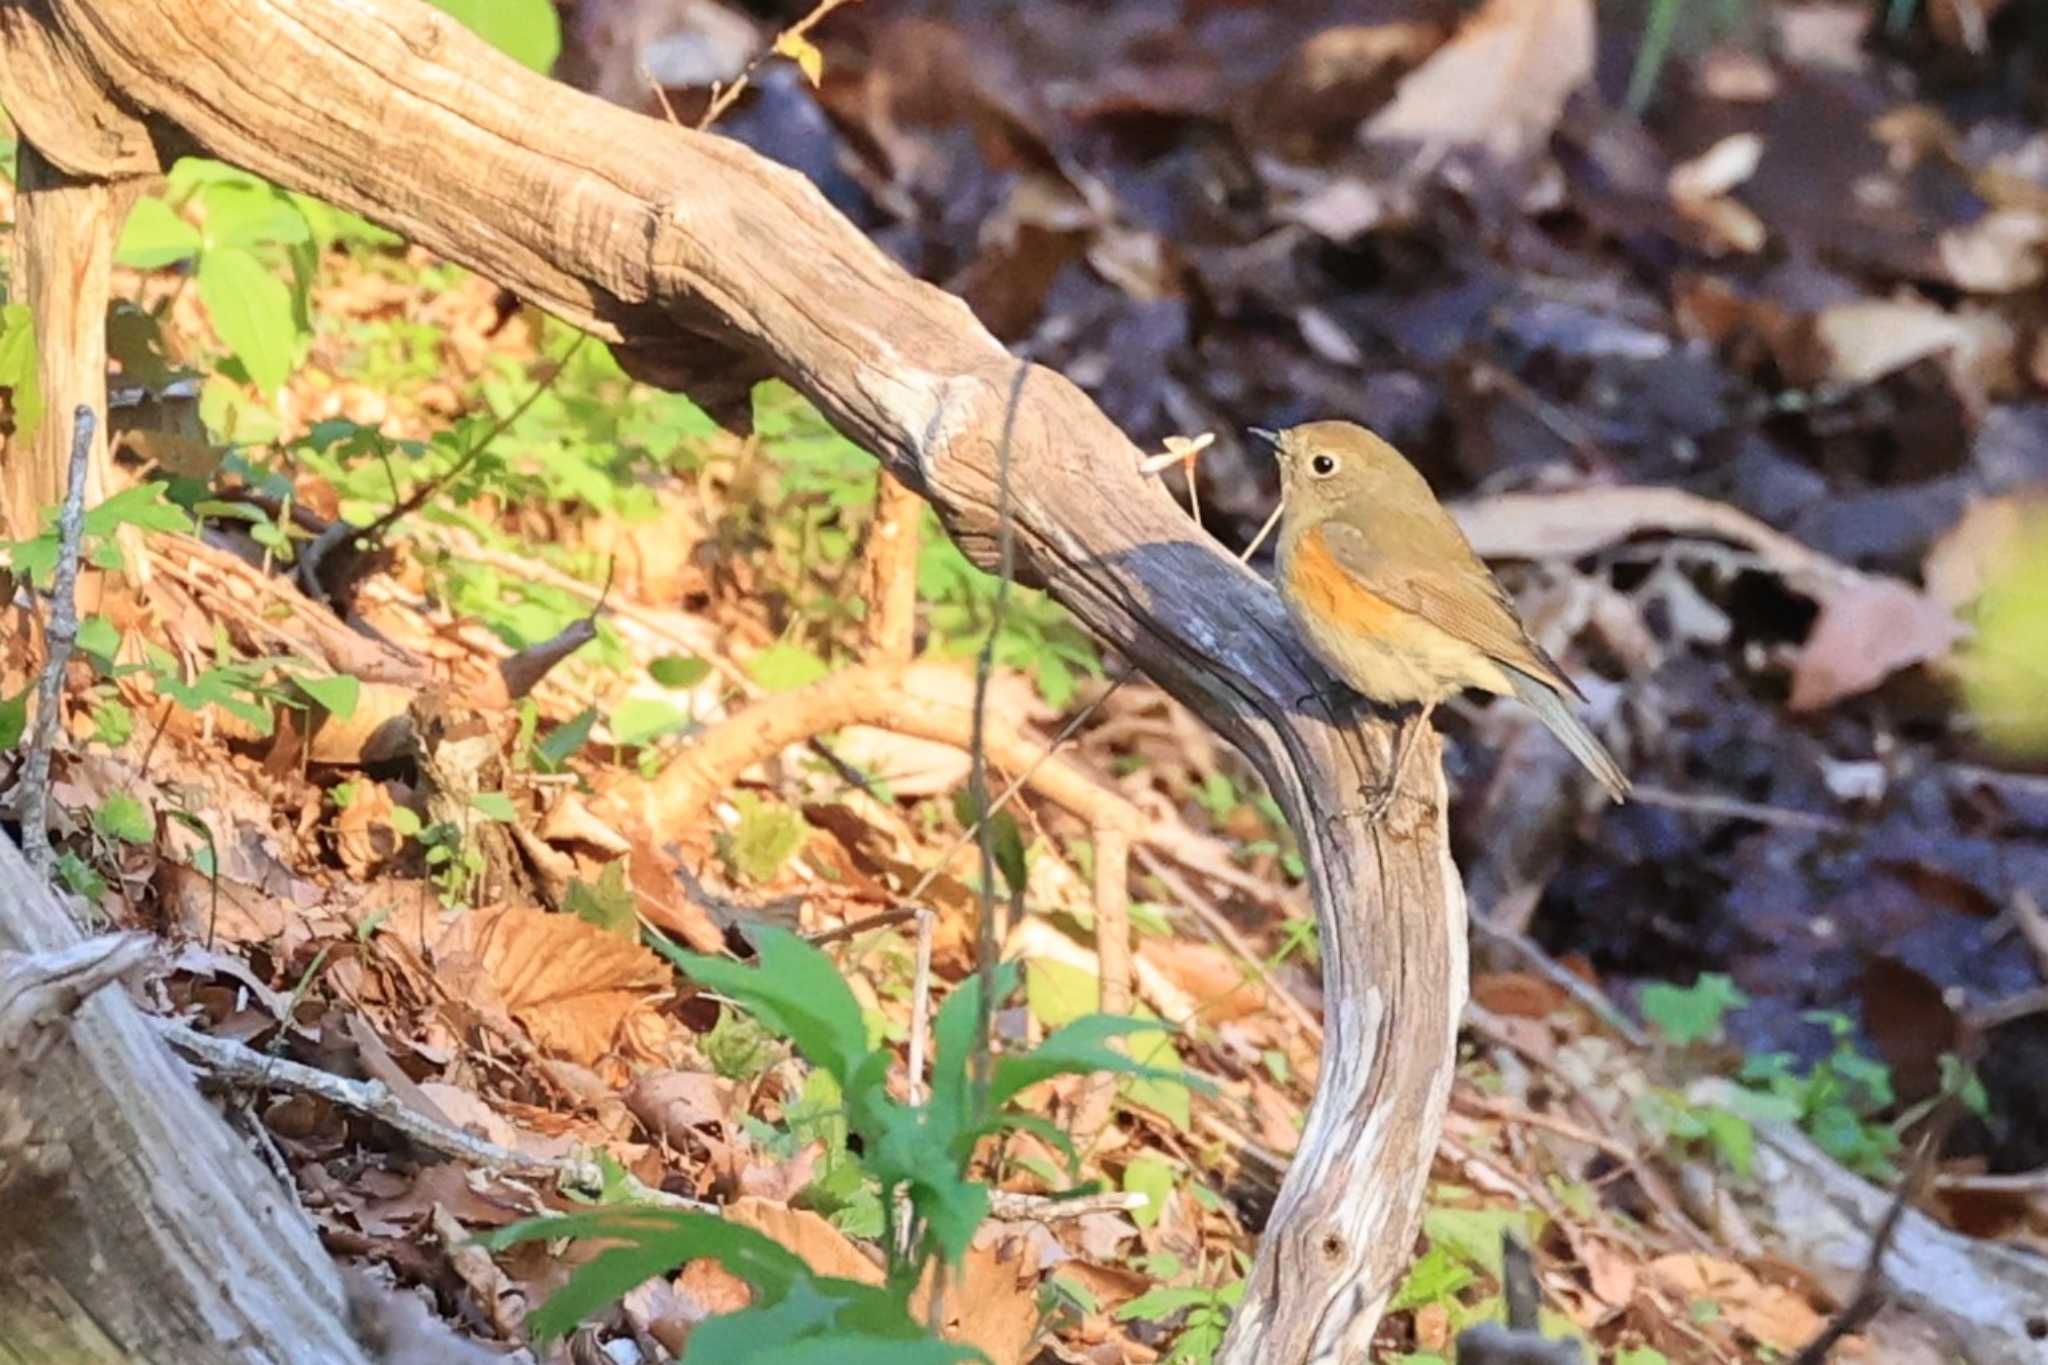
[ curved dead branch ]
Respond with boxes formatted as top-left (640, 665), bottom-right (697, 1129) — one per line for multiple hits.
top-left (0, 2), bottom-right (1469, 1359)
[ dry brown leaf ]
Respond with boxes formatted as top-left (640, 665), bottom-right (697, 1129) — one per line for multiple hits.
top-left (1937, 209), bottom-right (2048, 293)
top-left (830, 725), bottom-right (972, 797)
top-left (930, 1230), bottom-right (1042, 1365)
top-left (1787, 576), bottom-right (1966, 712)
top-left (1363, 0), bottom-right (1593, 163)
top-left (1471, 971), bottom-right (1572, 1019)
top-left (379, 903), bottom-right (671, 1065)
top-left (414, 1083), bottom-right (519, 1148)
top-left (675, 1254), bottom-right (753, 1320)
top-left (1452, 486), bottom-right (1963, 710)
top-left (332, 779), bottom-right (406, 880)
top-left (432, 1203), bottom-right (526, 1337)
top-left (1646, 1254), bottom-right (1825, 1352)
top-left (736, 1143), bottom-right (821, 1203)
top-left (1249, 1076), bottom-right (1302, 1155)
top-left (726, 1197), bottom-right (882, 1284)
top-left (1577, 1235), bottom-right (1640, 1307)
top-left (724, 1199), bottom-right (1041, 1363)
top-left (627, 1070), bottom-right (740, 1146)
top-left (1812, 300), bottom-right (1984, 387)
top-left (1136, 939), bottom-right (1265, 1024)
top-left (307, 681), bottom-right (418, 764)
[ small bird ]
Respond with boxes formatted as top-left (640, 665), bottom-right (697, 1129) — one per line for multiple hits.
top-left (1255, 421), bottom-right (1629, 814)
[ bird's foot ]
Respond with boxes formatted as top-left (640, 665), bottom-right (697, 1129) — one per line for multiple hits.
top-left (1326, 775), bottom-right (1407, 829)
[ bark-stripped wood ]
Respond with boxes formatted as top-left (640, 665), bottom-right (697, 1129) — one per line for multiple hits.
top-left (0, 2), bottom-right (1469, 1358)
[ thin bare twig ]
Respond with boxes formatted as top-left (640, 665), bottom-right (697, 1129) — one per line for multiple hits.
top-left (327, 334), bottom-right (588, 568)
top-left (896, 906), bottom-right (937, 1259)
top-left (1787, 1087), bottom-right (1966, 1365)
top-left (905, 908), bottom-right (935, 1106)
top-left (1470, 915), bottom-right (1651, 1049)
top-left (968, 362), bottom-right (1029, 1107)
top-left (901, 439), bottom-right (1275, 911)
top-left (2006, 888), bottom-right (2048, 979)
top-left (19, 405), bottom-right (95, 881)
top-left (987, 1188), bottom-right (1151, 1222)
top-left (158, 1019), bottom-right (707, 1209)
top-left (698, 0), bottom-right (862, 129)
top-left (1629, 783), bottom-right (1853, 836)
top-left (161, 1018), bottom-right (555, 1173)
top-left (1134, 845), bottom-right (1323, 1039)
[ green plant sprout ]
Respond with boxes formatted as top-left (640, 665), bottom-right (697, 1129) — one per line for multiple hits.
top-left (487, 927), bottom-right (1199, 1357)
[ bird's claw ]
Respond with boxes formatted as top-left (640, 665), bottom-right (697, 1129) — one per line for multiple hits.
top-left (1325, 776), bottom-right (1405, 830)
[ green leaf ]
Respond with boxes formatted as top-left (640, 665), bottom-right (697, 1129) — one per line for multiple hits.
top-left (1120, 1025), bottom-right (1192, 1129)
top-left (923, 961), bottom-right (1020, 1148)
top-left (950, 791), bottom-right (1027, 894)
top-left (94, 792), bottom-right (155, 844)
top-left (564, 861), bottom-right (636, 938)
top-left (536, 706), bottom-right (597, 770)
top-left (1024, 957), bottom-right (1097, 1030)
top-left (86, 483), bottom-right (196, 537)
top-left (1420, 1207), bottom-right (1544, 1280)
top-left (198, 182), bottom-right (311, 252)
top-left (389, 805), bottom-right (424, 838)
top-left (707, 1339), bottom-right (979, 1365)
top-left (197, 246), bottom-right (299, 393)
top-left (1117, 1285), bottom-right (1220, 1323)
top-left (57, 850), bottom-right (107, 903)
top-left (718, 793), bottom-right (810, 884)
top-left (0, 688), bottom-right (29, 750)
top-left (1121, 1156), bottom-right (1176, 1230)
top-left (611, 697), bottom-right (688, 747)
top-left (747, 642), bottom-right (830, 692)
top-left (76, 615), bottom-right (122, 663)
top-left (650, 654), bottom-right (712, 689)
top-left (1698, 1105), bottom-right (1755, 1179)
top-left (0, 303), bottom-right (45, 441)
top-left (294, 671), bottom-right (360, 719)
top-left (989, 1014), bottom-right (1197, 1113)
top-left (428, 0), bottom-right (562, 73)
top-left (1639, 973), bottom-right (1748, 1047)
top-left (1389, 1245), bottom-right (1475, 1313)
top-left (471, 791), bottom-right (519, 822)
top-left (654, 926), bottom-right (873, 1095)
top-left (116, 196), bottom-right (204, 268)
top-left (484, 1210), bottom-right (811, 1342)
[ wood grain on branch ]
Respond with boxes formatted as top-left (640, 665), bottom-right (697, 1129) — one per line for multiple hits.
top-left (0, 2), bottom-right (1469, 1358)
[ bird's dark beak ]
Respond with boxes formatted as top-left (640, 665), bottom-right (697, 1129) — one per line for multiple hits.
top-left (1248, 427), bottom-right (1281, 452)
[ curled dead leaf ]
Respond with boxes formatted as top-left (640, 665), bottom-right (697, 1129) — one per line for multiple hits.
top-left (1362, 0), bottom-right (1593, 164)
top-left (1787, 575), bottom-right (1965, 712)
top-left (370, 903), bottom-right (670, 1065)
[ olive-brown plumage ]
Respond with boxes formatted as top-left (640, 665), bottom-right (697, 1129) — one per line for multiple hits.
top-left (1259, 421), bottom-right (1629, 806)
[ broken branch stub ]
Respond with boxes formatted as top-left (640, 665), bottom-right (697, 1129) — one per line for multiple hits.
top-left (1, 1), bottom-right (1470, 1358)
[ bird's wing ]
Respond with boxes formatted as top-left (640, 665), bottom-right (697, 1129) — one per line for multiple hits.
top-left (1317, 518), bottom-right (1585, 701)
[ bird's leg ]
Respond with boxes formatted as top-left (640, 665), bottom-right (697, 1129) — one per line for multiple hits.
top-left (1359, 701), bottom-right (1435, 824)
top-left (1294, 677), bottom-right (1354, 723)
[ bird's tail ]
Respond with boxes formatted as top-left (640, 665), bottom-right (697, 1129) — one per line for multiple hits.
top-left (1504, 666), bottom-right (1630, 803)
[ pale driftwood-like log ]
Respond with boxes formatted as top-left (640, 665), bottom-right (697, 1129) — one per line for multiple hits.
top-left (1, 2), bottom-right (1469, 1358)
top-left (0, 846), bottom-right (376, 1365)
top-left (1694, 1084), bottom-right (2048, 1365)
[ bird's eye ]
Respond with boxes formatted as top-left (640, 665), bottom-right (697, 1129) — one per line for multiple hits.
top-left (1310, 454), bottom-right (1338, 477)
